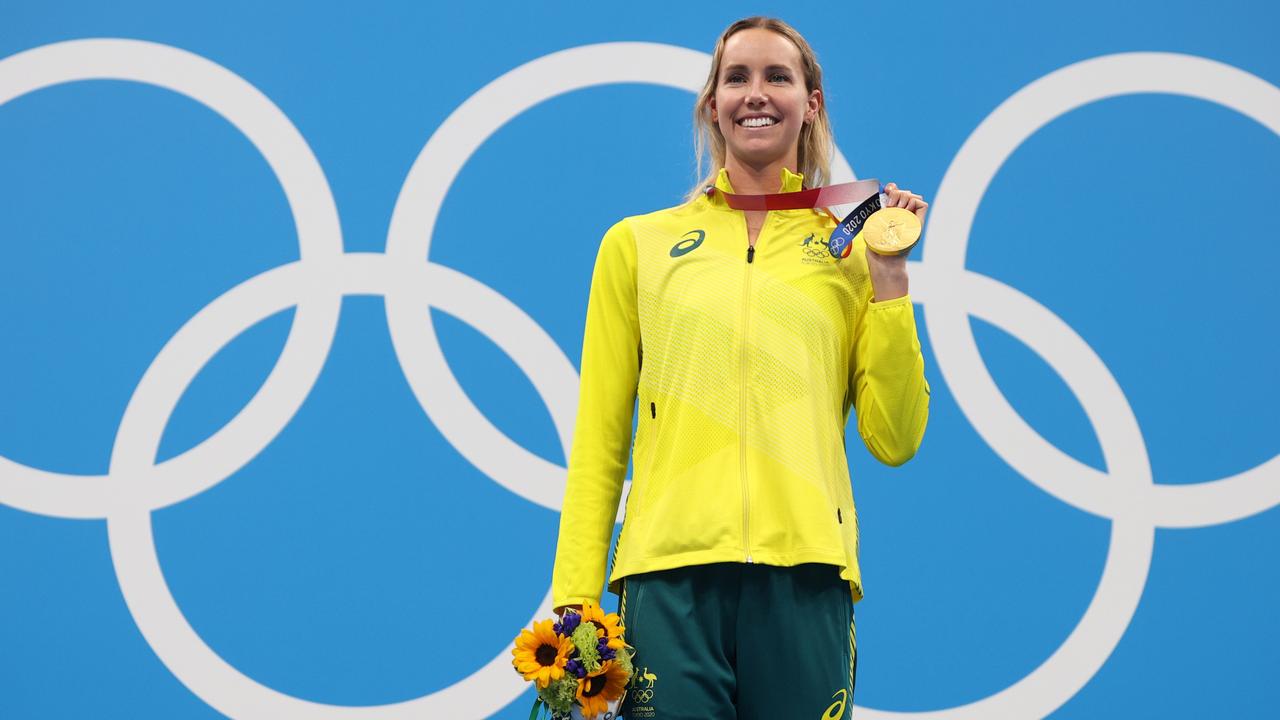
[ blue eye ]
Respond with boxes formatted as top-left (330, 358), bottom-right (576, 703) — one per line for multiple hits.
top-left (770, 72), bottom-right (791, 83)
top-left (726, 73), bottom-right (746, 83)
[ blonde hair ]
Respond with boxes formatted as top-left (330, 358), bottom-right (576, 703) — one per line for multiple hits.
top-left (686, 16), bottom-right (834, 202)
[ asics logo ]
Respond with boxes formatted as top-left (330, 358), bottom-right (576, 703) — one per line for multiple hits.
top-left (822, 689), bottom-right (848, 719)
top-left (670, 229), bottom-right (705, 257)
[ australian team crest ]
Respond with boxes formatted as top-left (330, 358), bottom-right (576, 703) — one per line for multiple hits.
top-left (799, 233), bottom-right (832, 265)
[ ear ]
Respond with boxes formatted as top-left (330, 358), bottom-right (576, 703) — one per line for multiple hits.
top-left (805, 88), bottom-right (822, 124)
top-left (708, 96), bottom-right (718, 123)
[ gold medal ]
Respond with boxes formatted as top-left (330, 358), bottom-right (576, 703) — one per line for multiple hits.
top-left (863, 207), bottom-right (922, 256)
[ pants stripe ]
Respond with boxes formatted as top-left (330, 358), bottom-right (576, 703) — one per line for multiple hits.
top-left (848, 586), bottom-right (858, 707)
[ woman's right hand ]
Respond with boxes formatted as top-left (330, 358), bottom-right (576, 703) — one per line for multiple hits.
top-left (864, 182), bottom-right (927, 302)
top-left (555, 604), bottom-right (583, 617)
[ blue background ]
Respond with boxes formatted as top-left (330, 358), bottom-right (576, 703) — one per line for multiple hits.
top-left (2, 1), bottom-right (1277, 717)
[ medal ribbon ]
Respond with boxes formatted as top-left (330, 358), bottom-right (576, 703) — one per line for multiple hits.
top-left (712, 178), bottom-right (882, 211)
top-left (710, 178), bottom-right (908, 260)
top-left (826, 189), bottom-right (886, 260)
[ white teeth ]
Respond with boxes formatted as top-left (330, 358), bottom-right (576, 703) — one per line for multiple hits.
top-left (739, 117), bottom-right (776, 128)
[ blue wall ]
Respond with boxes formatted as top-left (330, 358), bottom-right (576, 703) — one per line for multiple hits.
top-left (1, 2), bottom-right (1277, 717)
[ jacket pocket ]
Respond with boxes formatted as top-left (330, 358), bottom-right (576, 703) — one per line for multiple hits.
top-left (630, 396), bottom-right (659, 519)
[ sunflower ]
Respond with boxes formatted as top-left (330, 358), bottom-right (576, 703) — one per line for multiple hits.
top-left (511, 619), bottom-right (574, 688)
top-left (575, 660), bottom-right (628, 719)
top-left (580, 601), bottom-right (626, 650)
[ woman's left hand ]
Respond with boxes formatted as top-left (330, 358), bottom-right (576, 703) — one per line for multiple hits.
top-left (865, 182), bottom-right (928, 302)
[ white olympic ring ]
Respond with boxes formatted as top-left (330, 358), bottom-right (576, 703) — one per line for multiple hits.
top-left (0, 38), bottom-right (345, 520)
top-left (858, 52), bottom-right (1280, 720)
top-left (0, 38), bottom-right (851, 720)
top-left (0, 37), bottom-right (1276, 720)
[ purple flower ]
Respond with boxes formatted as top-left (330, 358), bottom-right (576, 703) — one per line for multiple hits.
top-left (565, 659), bottom-right (587, 678)
top-left (597, 638), bottom-right (617, 661)
top-left (559, 612), bottom-right (582, 636)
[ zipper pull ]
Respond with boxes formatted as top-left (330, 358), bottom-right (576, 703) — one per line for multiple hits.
top-left (746, 245), bottom-right (755, 263)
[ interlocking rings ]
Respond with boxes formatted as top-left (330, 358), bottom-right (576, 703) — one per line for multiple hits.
top-left (1, 37), bottom-right (1276, 720)
top-left (857, 52), bottom-right (1280, 720)
top-left (0, 37), bottom-right (848, 720)
top-left (631, 688), bottom-right (655, 704)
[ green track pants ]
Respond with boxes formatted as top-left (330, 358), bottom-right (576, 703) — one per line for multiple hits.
top-left (619, 562), bottom-right (856, 720)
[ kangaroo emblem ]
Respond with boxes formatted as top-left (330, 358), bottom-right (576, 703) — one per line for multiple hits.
top-left (628, 667), bottom-right (660, 705)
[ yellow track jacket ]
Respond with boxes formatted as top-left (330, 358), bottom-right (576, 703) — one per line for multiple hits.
top-left (552, 167), bottom-right (929, 609)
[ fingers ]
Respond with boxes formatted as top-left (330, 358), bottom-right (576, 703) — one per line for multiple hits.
top-left (907, 196), bottom-right (929, 222)
top-left (884, 181), bottom-right (929, 221)
top-left (883, 182), bottom-right (917, 208)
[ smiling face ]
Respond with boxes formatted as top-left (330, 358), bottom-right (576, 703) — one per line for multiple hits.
top-left (709, 27), bottom-right (821, 175)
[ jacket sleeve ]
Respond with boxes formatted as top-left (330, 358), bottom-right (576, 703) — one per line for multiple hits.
top-left (849, 291), bottom-right (930, 467)
top-left (551, 220), bottom-right (641, 610)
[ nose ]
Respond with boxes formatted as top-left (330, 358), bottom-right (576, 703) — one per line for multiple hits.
top-left (746, 76), bottom-right (768, 108)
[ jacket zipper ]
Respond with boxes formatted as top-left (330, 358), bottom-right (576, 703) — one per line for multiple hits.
top-left (739, 216), bottom-right (764, 564)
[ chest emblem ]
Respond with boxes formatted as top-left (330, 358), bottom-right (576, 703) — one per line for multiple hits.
top-left (670, 229), bottom-right (705, 258)
top-left (799, 233), bottom-right (832, 265)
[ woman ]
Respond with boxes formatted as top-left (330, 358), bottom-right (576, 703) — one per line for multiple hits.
top-left (552, 16), bottom-right (930, 719)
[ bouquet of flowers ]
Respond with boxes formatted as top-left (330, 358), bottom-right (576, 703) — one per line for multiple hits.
top-left (511, 601), bottom-right (634, 720)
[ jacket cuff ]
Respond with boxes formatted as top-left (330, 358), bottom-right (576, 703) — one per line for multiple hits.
top-left (553, 596), bottom-right (599, 612)
top-left (868, 293), bottom-right (913, 310)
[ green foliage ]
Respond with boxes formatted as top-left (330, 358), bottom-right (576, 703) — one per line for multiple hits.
top-left (571, 622), bottom-right (602, 672)
top-left (538, 674), bottom-right (578, 716)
